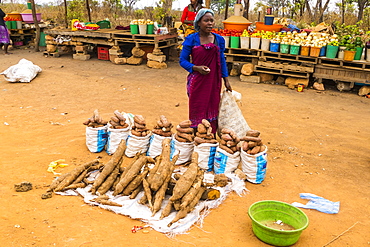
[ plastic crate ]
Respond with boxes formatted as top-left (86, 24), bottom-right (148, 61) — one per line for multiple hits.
top-left (98, 47), bottom-right (110, 60)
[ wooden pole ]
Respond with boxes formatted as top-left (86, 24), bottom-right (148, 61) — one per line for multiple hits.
top-left (64, 0), bottom-right (68, 28)
top-left (86, 0), bottom-right (91, 22)
top-left (29, 0), bottom-right (40, 52)
top-left (224, 0), bottom-right (229, 20)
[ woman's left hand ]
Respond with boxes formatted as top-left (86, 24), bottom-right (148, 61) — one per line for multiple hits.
top-left (223, 78), bottom-right (232, 92)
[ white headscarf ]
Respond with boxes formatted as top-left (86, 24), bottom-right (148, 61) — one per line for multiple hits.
top-left (194, 8), bottom-right (214, 31)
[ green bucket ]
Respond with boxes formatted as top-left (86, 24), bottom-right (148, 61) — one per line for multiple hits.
top-left (147, 24), bottom-right (154, 34)
top-left (130, 24), bottom-right (139, 34)
top-left (290, 45), bottom-right (300, 55)
top-left (354, 47), bottom-right (363, 60)
top-left (10, 21), bottom-right (17, 30)
top-left (39, 31), bottom-right (46, 46)
top-left (280, 44), bottom-right (290, 54)
top-left (230, 36), bottom-right (240, 48)
top-left (248, 200), bottom-right (309, 246)
top-left (5, 21), bottom-right (12, 30)
top-left (326, 45), bottom-right (339, 59)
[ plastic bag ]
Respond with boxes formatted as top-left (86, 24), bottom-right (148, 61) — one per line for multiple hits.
top-left (125, 132), bottom-right (151, 158)
top-left (105, 124), bottom-right (130, 155)
top-left (218, 90), bottom-right (250, 139)
top-left (170, 138), bottom-right (194, 165)
top-left (194, 143), bottom-right (218, 171)
top-left (214, 147), bottom-right (241, 174)
top-left (86, 125), bottom-right (108, 153)
top-left (1, 58), bottom-right (42, 83)
top-left (240, 145), bottom-right (268, 184)
top-left (292, 193), bottom-right (340, 214)
top-left (147, 134), bottom-right (171, 158)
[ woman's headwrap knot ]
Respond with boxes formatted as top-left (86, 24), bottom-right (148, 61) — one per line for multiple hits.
top-left (194, 8), bottom-right (214, 31)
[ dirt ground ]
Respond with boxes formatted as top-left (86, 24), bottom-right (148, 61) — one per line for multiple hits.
top-left (0, 48), bottom-right (369, 247)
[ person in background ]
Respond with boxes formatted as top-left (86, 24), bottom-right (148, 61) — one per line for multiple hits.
top-left (181, 0), bottom-right (203, 26)
top-left (0, 7), bottom-right (11, 55)
top-left (179, 9), bottom-right (232, 134)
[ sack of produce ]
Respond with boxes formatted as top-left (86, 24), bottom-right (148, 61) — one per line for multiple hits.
top-left (86, 126), bottom-right (108, 153)
top-left (214, 147), bottom-right (241, 174)
top-left (170, 138), bottom-right (194, 165)
top-left (125, 115), bottom-right (151, 157)
top-left (147, 134), bottom-right (172, 158)
top-left (105, 110), bottom-right (131, 155)
top-left (1, 58), bottom-right (42, 83)
top-left (240, 146), bottom-right (267, 184)
top-left (218, 90), bottom-right (250, 139)
top-left (84, 109), bottom-right (108, 153)
top-left (194, 142), bottom-right (218, 171)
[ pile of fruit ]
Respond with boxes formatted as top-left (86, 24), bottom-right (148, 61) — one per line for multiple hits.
top-left (130, 19), bottom-right (154, 25)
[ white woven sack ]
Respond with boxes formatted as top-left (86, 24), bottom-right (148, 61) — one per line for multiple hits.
top-left (194, 143), bottom-right (218, 171)
top-left (85, 125), bottom-right (108, 153)
top-left (170, 138), bottom-right (195, 165)
top-left (214, 147), bottom-right (241, 174)
top-left (218, 90), bottom-right (250, 139)
top-left (105, 125), bottom-right (130, 155)
top-left (125, 132), bottom-right (151, 158)
top-left (240, 145), bottom-right (268, 184)
top-left (147, 134), bottom-right (172, 158)
top-left (0, 58), bottom-right (42, 83)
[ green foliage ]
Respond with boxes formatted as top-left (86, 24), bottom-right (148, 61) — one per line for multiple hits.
top-left (211, 0), bottom-right (236, 14)
top-left (67, 0), bottom-right (86, 21)
top-left (134, 9), bottom-right (144, 19)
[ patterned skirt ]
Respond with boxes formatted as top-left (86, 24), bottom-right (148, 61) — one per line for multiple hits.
top-left (0, 25), bottom-right (10, 44)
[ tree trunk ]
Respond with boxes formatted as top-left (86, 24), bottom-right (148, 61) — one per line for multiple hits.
top-left (243, 0), bottom-right (249, 19)
top-left (357, 0), bottom-right (366, 21)
top-left (29, 0), bottom-right (40, 52)
top-left (64, 0), bottom-right (68, 28)
top-left (86, 0), bottom-right (91, 22)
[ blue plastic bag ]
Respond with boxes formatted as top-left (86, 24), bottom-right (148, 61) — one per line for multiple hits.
top-left (292, 193), bottom-right (340, 214)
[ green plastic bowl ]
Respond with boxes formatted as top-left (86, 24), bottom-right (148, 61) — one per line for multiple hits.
top-left (248, 200), bottom-right (309, 246)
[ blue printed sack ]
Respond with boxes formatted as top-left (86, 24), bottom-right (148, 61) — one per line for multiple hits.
top-left (194, 143), bottom-right (218, 171)
top-left (147, 134), bottom-right (172, 158)
top-left (85, 125), bottom-right (108, 153)
top-left (214, 147), bottom-right (241, 174)
top-left (240, 145), bottom-right (268, 184)
top-left (105, 124), bottom-right (130, 155)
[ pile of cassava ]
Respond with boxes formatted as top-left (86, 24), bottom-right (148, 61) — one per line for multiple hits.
top-left (45, 134), bottom-right (222, 226)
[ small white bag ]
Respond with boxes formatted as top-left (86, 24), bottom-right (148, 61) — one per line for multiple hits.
top-left (85, 125), bottom-right (108, 153)
top-left (194, 143), bottom-right (218, 171)
top-left (240, 145), bottom-right (268, 184)
top-left (147, 134), bottom-right (172, 158)
top-left (105, 125), bottom-right (130, 155)
top-left (0, 59), bottom-right (42, 83)
top-left (170, 138), bottom-right (195, 165)
top-left (214, 147), bottom-right (241, 174)
top-left (125, 132), bottom-right (151, 158)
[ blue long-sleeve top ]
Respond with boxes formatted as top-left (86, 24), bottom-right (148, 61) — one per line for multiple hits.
top-left (179, 32), bottom-right (229, 78)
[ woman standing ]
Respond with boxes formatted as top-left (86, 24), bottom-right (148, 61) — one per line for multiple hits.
top-left (179, 9), bottom-right (232, 134)
top-left (181, 0), bottom-right (203, 26)
top-left (0, 7), bottom-right (11, 55)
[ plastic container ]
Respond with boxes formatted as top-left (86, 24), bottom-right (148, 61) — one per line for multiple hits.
top-left (147, 24), bottom-right (154, 34)
top-left (27, 2), bottom-right (32, 9)
top-left (270, 42), bottom-right (279, 52)
top-left (300, 46), bottom-right (310, 56)
top-left (98, 46), bottom-right (110, 60)
top-left (223, 15), bottom-right (252, 32)
top-left (248, 200), bottom-right (309, 246)
top-left (366, 48), bottom-right (370, 62)
top-left (250, 37), bottom-right (261, 49)
top-left (5, 21), bottom-right (12, 30)
top-left (290, 45), bottom-right (300, 55)
top-left (310, 46), bottom-right (321, 57)
top-left (230, 36), bottom-right (240, 48)
top-left (21, 13), bottom-right (41, 23)
top-left (337, 46), bottom-right (346, 59)
top-left (255, 22), bottom-right (283, 32)
top-left (280, 44), bottom-right (290, 54)
top-left (222, 36), bottom-right (230, 48)
top-left (16, 21), bottom-right (22, 29)
top-left (130, 24), bottom-right (138, 34)
top-left (343, 50), bottom-right (356, 61)
top-left (319, 46), bottom-right (326, 56)
top-left (354, 47), bottom-right (363, 60)
top-left (240, 36), bottom-right (250, 49)
top-left (97, 20), bottom-right (111, 29)
top-left (6, 12), bottom-right (22, 21)
top-left (14, 41), bottom-right (24, 46)
top-left (39, 31), bottom-right (46, 46)
top-left (138, 24), bottom-right (147, 35)
top-left (326, 45), bottom-right (339, 59)
top-left (261, 38), bottom-right (270, 51)
top-left (264, 15), bottom-right (274, 25)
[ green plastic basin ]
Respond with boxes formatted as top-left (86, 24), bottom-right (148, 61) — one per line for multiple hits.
top-left (248, 200), bottom-right (309, 246)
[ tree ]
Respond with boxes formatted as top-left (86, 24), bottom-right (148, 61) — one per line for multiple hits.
top-left (211, 0), bottom-right (236, 15)
top-left (357, 0), bottom-right (370, 21)
top-left (305, 0), bottom-right (331, 23)
top-left (122, 0), bottom-right (137, 11)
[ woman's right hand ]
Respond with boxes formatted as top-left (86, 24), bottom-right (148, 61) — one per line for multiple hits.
top-left (193, 65), bottom-right (211, 75)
